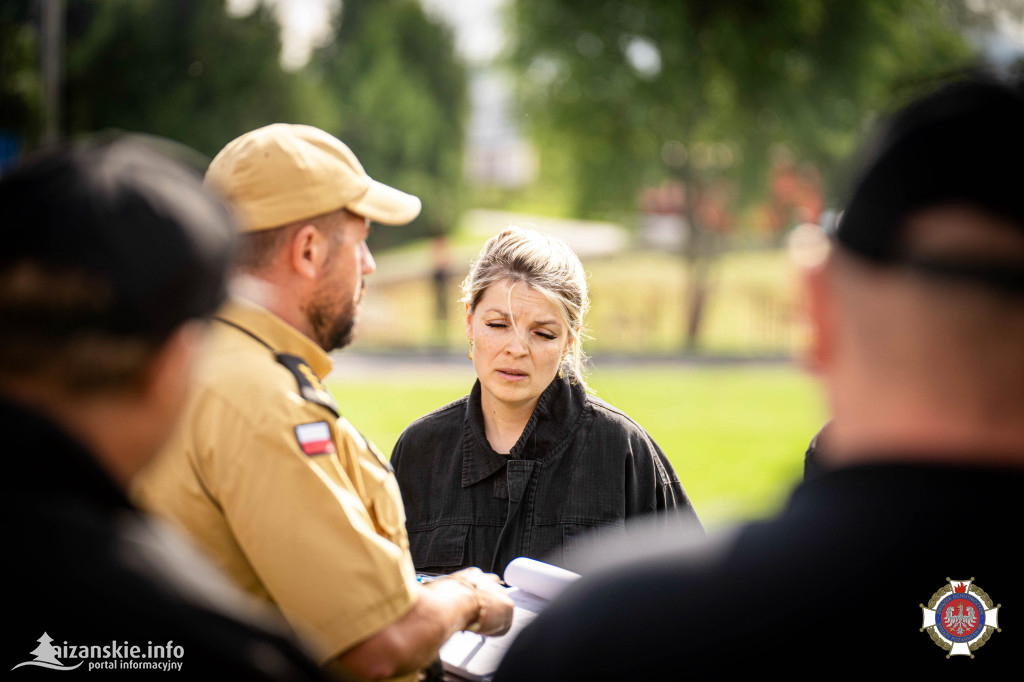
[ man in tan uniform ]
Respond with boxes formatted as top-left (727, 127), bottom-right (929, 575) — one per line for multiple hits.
top-left (135, 124), bottom-right (513, 681)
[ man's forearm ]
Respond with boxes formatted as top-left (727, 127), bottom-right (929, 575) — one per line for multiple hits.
top-left (333, 579), bottom-right (476, 680)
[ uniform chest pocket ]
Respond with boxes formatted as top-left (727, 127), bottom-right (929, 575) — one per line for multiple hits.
top-left (408, 524), bottom-right (469, 572)
top-left (370, 474), bottom-right (407, 543)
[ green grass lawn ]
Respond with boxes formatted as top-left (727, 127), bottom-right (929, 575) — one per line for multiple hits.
top-left (327, 362), bottom-right (826, 530)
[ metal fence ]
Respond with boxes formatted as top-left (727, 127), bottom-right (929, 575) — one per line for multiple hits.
top-left (355, 245), bottom-right (807, 358)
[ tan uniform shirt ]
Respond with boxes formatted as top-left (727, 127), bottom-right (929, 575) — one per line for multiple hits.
top-left (134, 297), bottom-right (417, 665)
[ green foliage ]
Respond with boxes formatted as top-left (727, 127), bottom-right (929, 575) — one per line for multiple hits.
top-left (3, 0), bottom-right (467, 244)
top-left (62, 0), bottom-right (297, 158)
top-left (0, 1), bottom-right (42, 142)
top-left (309, 0), bottom-right (468, 248)
top-left (509, 0), bottom-right (977, 218)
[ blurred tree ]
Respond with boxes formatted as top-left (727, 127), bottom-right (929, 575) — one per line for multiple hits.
top-left (510, 0), bottom-right (980, 349)
top-left (2, 0), bottom-right (467, 248)
top-left (0, 1), bottom-right (42, 160)
top-left (63, 0), bottom-right (298, 158)
top-left (308, 0), bottom-right (467, 249)
top-left (0, 0), bottom-right (302, 162)
top-left (511, 0), bottom-right (985, 215)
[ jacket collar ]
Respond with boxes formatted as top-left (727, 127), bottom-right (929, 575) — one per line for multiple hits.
top-left (215, 295), bottom-right (333, 380)
top-left (461, 374), bottom-right (588, 487)
top-left (2, 397), bottom-right (132, 510)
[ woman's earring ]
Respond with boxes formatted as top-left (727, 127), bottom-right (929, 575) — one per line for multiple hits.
top-left (468, 339), bottom-right (473, 360)
top-left (558, 357), bottom-right (565, 379)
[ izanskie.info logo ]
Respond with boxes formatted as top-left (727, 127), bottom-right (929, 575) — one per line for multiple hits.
top-left (11, 632), bottom-right (185, 672)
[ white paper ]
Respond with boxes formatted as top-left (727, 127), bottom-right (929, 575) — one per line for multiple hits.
top-left (438, 559), bottom-right (580, 681)
top-left (503, 557), bottom-right (579, 601)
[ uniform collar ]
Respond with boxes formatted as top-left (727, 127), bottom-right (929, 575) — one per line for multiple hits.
top-left (461, 373), bottom-right (588, 487)
top-left (215, 295), bottom-right (333, 380)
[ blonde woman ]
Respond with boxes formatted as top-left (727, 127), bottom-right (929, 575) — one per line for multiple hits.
top-left (391, 228), bottom-right (700, 576)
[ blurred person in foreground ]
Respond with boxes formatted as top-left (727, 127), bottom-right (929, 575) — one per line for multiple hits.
top-left (1, 138), bottom-right (330, 679)
top-left (495, 72), bottom-right (1024, 677)
top-left (392, 227), bottom-right (701, 577)
top-left (133, 124), bottom-right (513, 681)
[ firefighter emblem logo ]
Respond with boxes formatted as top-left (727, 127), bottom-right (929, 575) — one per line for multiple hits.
top-left (920, 577), bottom-right (1001, 657)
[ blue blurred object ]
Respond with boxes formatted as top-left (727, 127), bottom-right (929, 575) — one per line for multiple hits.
top-left (0, 132), bottom-right (22, 174)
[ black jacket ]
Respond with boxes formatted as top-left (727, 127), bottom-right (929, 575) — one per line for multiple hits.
top-left (391, 375), bottom-right (701, 576)
top-left (496, 460), bottom-right (1023, 677)
top-left (3, 399), bottom-right (329, 679)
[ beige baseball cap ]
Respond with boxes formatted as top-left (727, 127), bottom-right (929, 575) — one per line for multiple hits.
top-left (203, 123), bottom-right (421, 232)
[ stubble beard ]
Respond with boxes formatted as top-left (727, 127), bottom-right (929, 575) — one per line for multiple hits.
top-left (307, 283), bottom-right (361, 353)
top-left (312, 305), bottom-right (356, 352)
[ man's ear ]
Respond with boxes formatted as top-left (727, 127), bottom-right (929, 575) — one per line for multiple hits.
top-left (288, 224), bottom-right (325, 281)
top-left (803, 254), bottom-right (836, 374)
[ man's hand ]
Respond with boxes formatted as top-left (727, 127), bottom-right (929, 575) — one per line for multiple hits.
top-left (334, 567), bottom-right (515, 679)
top-left (446, 567), bottom-right (515, 636)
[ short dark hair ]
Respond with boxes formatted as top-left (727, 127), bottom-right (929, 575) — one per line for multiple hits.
top-left (233, 209), bottom-right (349, 274)
top-left (234, 223), bottom-right (297, 273)
top-left (0, 136), bottom-right (236, 392)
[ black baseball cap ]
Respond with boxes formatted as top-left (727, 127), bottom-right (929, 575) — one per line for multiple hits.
top-left (835, 71), bottom-right (1024, 292)
top-left (0, 135), bottom-right (236, 342)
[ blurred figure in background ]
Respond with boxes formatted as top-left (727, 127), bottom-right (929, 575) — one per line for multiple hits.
top-left (392, 227), bottom-right (701, 577)
top-left (495, 72), bottom-right (1024, 676)
top-left (1, 138), bottom-right (329, 679)
top-left (431, 234), bottom-right (453, 347)
top-left (134, 124), bottom-right (513, 681)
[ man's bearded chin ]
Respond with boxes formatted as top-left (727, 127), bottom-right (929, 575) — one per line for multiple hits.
top-left (308, 299), bottom-right (357, 352)
top-left (308, 282), bottom-right (366, 352)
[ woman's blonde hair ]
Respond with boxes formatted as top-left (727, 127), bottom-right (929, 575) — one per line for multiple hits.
top-left (461, 227), bottom-right (590, 387)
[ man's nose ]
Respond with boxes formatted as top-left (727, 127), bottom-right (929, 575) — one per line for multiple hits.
top-left (361, 241), bottom-right (376, 275)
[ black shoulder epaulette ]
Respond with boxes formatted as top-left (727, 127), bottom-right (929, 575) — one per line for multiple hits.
top-left (356, 428), bottom-right (394, 473)
top-left (275, 353), bottom-right (339, 417)
top-left (214, 318), bottom-right (341, 418)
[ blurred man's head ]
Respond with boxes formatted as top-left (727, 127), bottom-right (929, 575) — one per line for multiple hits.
top-left (0, 137), bottom-right (236, 482)
top-left (804, 73), bottom-right (1024, 464)
top-left (202, 124), bottom-right (421, 351)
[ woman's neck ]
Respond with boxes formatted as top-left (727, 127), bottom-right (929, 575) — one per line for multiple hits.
top-left (479, 390), bottom-right (540, 455)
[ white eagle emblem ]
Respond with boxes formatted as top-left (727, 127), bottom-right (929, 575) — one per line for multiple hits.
top-left (920, 577), bottom-right (1001, 658)
top-left (942, 603), bottom-right (978, 636)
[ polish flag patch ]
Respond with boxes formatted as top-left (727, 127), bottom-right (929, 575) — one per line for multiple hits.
top-left (294, 421), bottom-right (336, 456)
